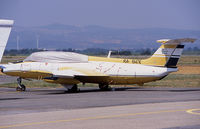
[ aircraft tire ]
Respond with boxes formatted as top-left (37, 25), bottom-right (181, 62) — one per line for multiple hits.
top-left (68, 84), bottom-right (79, 93)
top-left (16, 85), bottom-right (26, 91)
top-left (99, 84), bottom-right (109, 91)
top-left (16, 87), bottom-right (21, 91)
top-left (21, 85), bottom-right (26, 91)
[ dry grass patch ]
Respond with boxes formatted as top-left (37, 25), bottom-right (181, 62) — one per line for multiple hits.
top-left (175, 65), bottom-right (200, 74)
top-left (145, 74), bottom-right (200, 87)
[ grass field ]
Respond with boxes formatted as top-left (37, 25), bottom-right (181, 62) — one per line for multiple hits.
top-left (0, 55), bottom-right (200, 88)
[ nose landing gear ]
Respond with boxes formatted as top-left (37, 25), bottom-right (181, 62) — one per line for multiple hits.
top-left (16, 77), bottom-right (26, 91)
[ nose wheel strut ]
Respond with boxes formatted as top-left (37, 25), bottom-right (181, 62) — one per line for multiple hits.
top-left (16, 77), bottom-right (26, 91)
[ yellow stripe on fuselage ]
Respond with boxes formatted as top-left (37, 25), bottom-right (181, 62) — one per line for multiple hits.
top-left (88, 56), bottom-right (142, 64)
top-left (89, 56), bottom-right (124, 63)
top-left (141, 57), bottom-right (169, 66)
top-left (88, 44), bottom-right (178, 67)
top-left (4, 70), bottom-right (52, 79)
top-left (88, 56), bottom-right (168, 66)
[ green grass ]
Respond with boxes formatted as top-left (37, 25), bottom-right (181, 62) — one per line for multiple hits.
top-left (144, 74), bottom-right (200, 87)
top-left (178, 56), bottom-right (200, 65)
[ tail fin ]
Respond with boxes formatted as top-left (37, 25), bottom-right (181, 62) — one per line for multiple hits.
top-left (141, 38), bottom-right (196, 68)
top-left (0, 19), bottom-right (14, 62)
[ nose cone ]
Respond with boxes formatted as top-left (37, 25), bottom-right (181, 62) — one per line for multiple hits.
top-left (1, 64), bottom-right (22, 76)
top-left (0, 66), bottom-right (4, 75)
top-left (0, 64), bottom-right (7, 73)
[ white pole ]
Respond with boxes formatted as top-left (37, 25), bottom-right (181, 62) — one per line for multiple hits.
top-left (17, 36), bottom-right (19, 50)
top-left (36, 35), bottom-right (39, 49)
top-left (107, 51), bottom-right (112, 58)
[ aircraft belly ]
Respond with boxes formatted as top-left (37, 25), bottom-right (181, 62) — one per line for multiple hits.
top-left (109, 76), bottom-right (160, 85)
top-left (44, 78), bottom-right (80, 85)
top-left (75, 76), bottom-right (109, 84)
top-left (74, 75), bottom-right (160, 85)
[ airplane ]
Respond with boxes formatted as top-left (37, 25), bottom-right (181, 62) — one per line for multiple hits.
top-left (0, 19), bottom-right (197, 92)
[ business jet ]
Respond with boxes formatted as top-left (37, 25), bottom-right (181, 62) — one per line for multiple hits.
top-left (0, 19), bottom-right (196, 92)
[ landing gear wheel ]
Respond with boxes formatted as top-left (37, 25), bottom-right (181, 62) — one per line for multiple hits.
top-left (16, 85), bottom-right (26, 91)
top-left (20, 84), bottom-right (26, 91)
top-left (16, 77), bottom-right (26, 91)
top-left (99, 84), bottom-right (110, 91)
top-left (16, 87), bottom-right (21, 91)
top-left (68, 84), bottom-right (79, 93)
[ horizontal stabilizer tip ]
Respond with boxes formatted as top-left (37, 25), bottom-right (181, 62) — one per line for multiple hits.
top-left (0, 19), bottom-right (14, 27)
top-left (157, 38), bottom-right (197, 44)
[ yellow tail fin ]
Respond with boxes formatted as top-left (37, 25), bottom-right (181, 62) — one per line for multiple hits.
top-left (141, 38), bottom-right (196, 67)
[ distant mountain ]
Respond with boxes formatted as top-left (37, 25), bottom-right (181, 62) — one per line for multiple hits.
top-left (6, 24), bottom-right (200, 50)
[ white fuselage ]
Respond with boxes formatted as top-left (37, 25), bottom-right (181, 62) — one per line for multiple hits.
top-left (2, 61), bottom-right (177, 85)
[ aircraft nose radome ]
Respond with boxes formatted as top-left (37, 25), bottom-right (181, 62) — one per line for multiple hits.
top-left (0, 65), bottom-right (6, 72)
top-left (1, 65), bottom-right (14, 72)
top-left (0, 66), bottom-right (5, 69)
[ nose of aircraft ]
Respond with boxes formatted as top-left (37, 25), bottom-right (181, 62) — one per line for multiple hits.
top-left (0, 64), bottom-right (21, 73)
top-left (0, 65), bottom-right (6, 73)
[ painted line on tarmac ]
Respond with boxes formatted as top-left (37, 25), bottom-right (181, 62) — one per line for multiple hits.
top-left (186, 109), bottom-right (200, 115)
top-left (0, 109), bottom-right (189, 129)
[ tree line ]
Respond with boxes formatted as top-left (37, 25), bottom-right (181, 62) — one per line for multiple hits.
top-left (4, 47), bottom-right (200, 56)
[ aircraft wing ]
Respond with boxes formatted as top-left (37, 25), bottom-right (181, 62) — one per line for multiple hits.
top-left (52, 69), bottom-right (85, 78)
top-left (52, 66), bottom-right (107, 77)
top-left (48, 68), bottom-right (109, 84)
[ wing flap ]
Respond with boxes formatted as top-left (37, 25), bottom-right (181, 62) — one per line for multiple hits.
top-left (50, 69), bottom-right (109, 84)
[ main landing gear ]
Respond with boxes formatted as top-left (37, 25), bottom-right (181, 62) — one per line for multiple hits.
top-left (16, 77), bottom-right (26, 91)
top-left (99, 84), bottom-right (110, 91)
top-left (67, 84), bottom-right (80, 93)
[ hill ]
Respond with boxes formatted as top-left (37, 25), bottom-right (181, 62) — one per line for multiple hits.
top-left (6, 24), bottom-right (200, 49)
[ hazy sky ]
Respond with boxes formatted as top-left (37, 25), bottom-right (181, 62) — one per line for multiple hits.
top-left (0, 0), bottom-right (200, 30)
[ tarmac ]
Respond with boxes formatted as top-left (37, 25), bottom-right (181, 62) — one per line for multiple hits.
top-left (0, 76), bottom-right (17, 84)
top-left (0, 86), bottom-right (200, 129)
